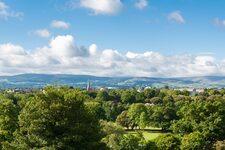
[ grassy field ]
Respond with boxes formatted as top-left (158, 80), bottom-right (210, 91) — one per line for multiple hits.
top-left (126, 130), bottom-right (163, 141)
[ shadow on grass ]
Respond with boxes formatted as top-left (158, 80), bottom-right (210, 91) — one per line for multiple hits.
top-left (125, 128), bottom-right (171, 133)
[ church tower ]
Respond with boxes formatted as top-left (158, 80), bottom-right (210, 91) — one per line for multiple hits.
top-left (87, 80), bottom-right (91, 91)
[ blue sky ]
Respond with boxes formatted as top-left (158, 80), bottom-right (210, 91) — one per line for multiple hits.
top-left (0, 0), bottom-right (225, 77)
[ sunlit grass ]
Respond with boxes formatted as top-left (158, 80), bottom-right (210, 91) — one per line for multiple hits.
top-left (126, 128), bottom-right (163, 141)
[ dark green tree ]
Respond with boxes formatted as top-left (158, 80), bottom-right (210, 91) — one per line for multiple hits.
top-left (150, 96), bottom-right (178, 131)
top-left (103, 101), bottom-right (125, 121)
top-left (121, 90), bottom-right (136, 104)
top-left (9, 87), bottom-right (104, 150)
top-left (116, 111), bottom-right (131, 129)
top-left (95, 90), bottom-right (110, 101)
top-left (118, 134), bottom-right (145, 150)
top-left (155, 133), bottom-right (180, 150)
top-left (0, 98), bottom-right (18, 147)
top-left (144, 89), bottom-right (157, 99)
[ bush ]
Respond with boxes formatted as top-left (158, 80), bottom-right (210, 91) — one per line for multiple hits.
top-left (155, 133), bottom-right (180, 150)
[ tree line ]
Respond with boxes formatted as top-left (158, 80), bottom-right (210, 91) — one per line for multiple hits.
top-left (0, 87), bottom-right (225, 149)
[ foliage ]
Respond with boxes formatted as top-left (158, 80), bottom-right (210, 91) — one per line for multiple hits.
top-left (85, 101), bottom-right (106, 120)
top-left (174, 100), bottom-right (225, 142)
top-left (145, 140), bottom-right (157, 150)
top-left (0, 87), bottom-right (225, 149)
top-left (147, 97), bottom-right (162, 105)
top-left (154, 133), bottom-right (180, 150)
top-left (118, 134), bottom-right (146, 150)
top-left (102, 101), bottom-right (125, 121)
top-left (8, 87), bottom-right (104, 149)
top-left (0, 98), bottom-right (18, 147)
top-left (150, 96), bottom-right (178, 131)
top-left (95, 90), bottom-right (110, 101)
top-left (100, 120), bottom-right (125, 136)
top-left (127, 103), bottom-right (148, 129)
top-left (116, 111), bottom-right (131, 129)
top-left (180, 132), bottom-right (208, 150)
top-left (215, 140), bottom-right (225, 150)
top-left (144, 89), bottom-right (159, 99)
top-left (100, 120), bottom-right (125, 150)
top-left (121, 90), bottom-right (136, 104)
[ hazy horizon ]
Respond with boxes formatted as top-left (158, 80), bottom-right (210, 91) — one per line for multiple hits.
top-left (2, 73), bottom-right (225, 79)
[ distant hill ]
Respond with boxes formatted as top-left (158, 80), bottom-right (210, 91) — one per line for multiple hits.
top-left (0, 74), bottom-right (225, 88)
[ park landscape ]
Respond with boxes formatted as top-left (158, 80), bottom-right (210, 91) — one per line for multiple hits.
top-left (1, 86), bottom-right (225, 149)
top-left (1, 0), bottom-right (225, 149)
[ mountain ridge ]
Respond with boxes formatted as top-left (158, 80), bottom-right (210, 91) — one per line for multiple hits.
top-left (0, 73), bottom-right (225, 88)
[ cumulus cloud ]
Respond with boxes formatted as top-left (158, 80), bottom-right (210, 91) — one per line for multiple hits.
top-left (0, 34), bottom-right (223, 77)
top-left (135, 0), bottom-right (148, 10)
top-left (0, 1), bottom-right (23, 19)
top-left (32, 29), bottom-right (51, 38)
top-left (168, 11), bottom-right (185, 24)
top-left (0, 43), bottom-right (26, 55)
top-left (46, 35), bottom-right (89, 57)
top-left (79, 0), bottom-right (122, 15)
top-left (51, 20), bottom-right (70, 29)
top-left (89, 44), bottom-right (97, 56)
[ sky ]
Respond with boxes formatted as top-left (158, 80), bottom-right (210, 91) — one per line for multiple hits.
top-left (1, 0), bottom-right (225, 77)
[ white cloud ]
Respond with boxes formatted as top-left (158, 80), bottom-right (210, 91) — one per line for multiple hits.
top-left (32, 29), bottom-right (51, 38)
top-left (79, 0), bottom-right (122, 15)
top-left (46, 35), bottom-right (89, 57)
top-left (126, 52), bottom-right (139, 59)
top-left (135, 0), bottom-right (148, 10)
top-left (168, 11), bottom-right (185, 24)
top-left (0, 43), bottom-right (26, 55)
top-left (51, 20), bottom-right (70, 29)
top-left (0, 34), bottom-right (223, 77)
top-left (0, 1), bottom-right (23, 19)
top-left (89, 44), bottom-right (97, 56)
top-left (213, 18), bottom-right (225, 27)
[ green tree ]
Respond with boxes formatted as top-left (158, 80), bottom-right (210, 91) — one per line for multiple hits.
top-left (116, 111), bottom-right (131, 129)
top-left (145, 140), bottom-right (157, 150)
top-left (0, 98), bottom-right (18, 146)
top-left (144, 89), bottom-right (157, 99)
top-left (121, 90), bottom-right (136, 104)
top-left (9, 87), bottom-right (104, 150)
top-left (155, 133), bottom-right (180, 150)
top-left (127, 104), bottom-right (148, 129)
top-left (108, 89), bottom-right (121, 101)
top-left (150, 97), bottom-right (177, 131)
top-left (100, 120), bottom-right (125, 149)
top-left (147, 97), bottom-right (162, 105)
top-left (95, 91), bottom-right (110, 101)
top-left (174, 100), bottom-right (225, 141)
top-left (85, 101), bottom-right (106, 120)
top-left (171, 119), bottom-right (193, 134)
top-left (100, 120), bottom-right (124, 137)
top-left (118, 134), bottom-right (145, 150)
top-left (135, 92), bottom-right (145, 103)
top-left (102, 101), bottom-right (125, 121)
top-left (180, 132), bottom-right (207, 150)
top-left (139, 112), bottom-right (149, 129)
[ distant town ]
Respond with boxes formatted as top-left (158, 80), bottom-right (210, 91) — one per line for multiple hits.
top-left (1, 79), bottom-right (206, 96)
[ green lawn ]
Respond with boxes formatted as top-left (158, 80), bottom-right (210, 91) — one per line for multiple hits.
top-left (126, 130), bottom-right (163, 141)
top-left (142, 132), bottom-right (162, 140)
